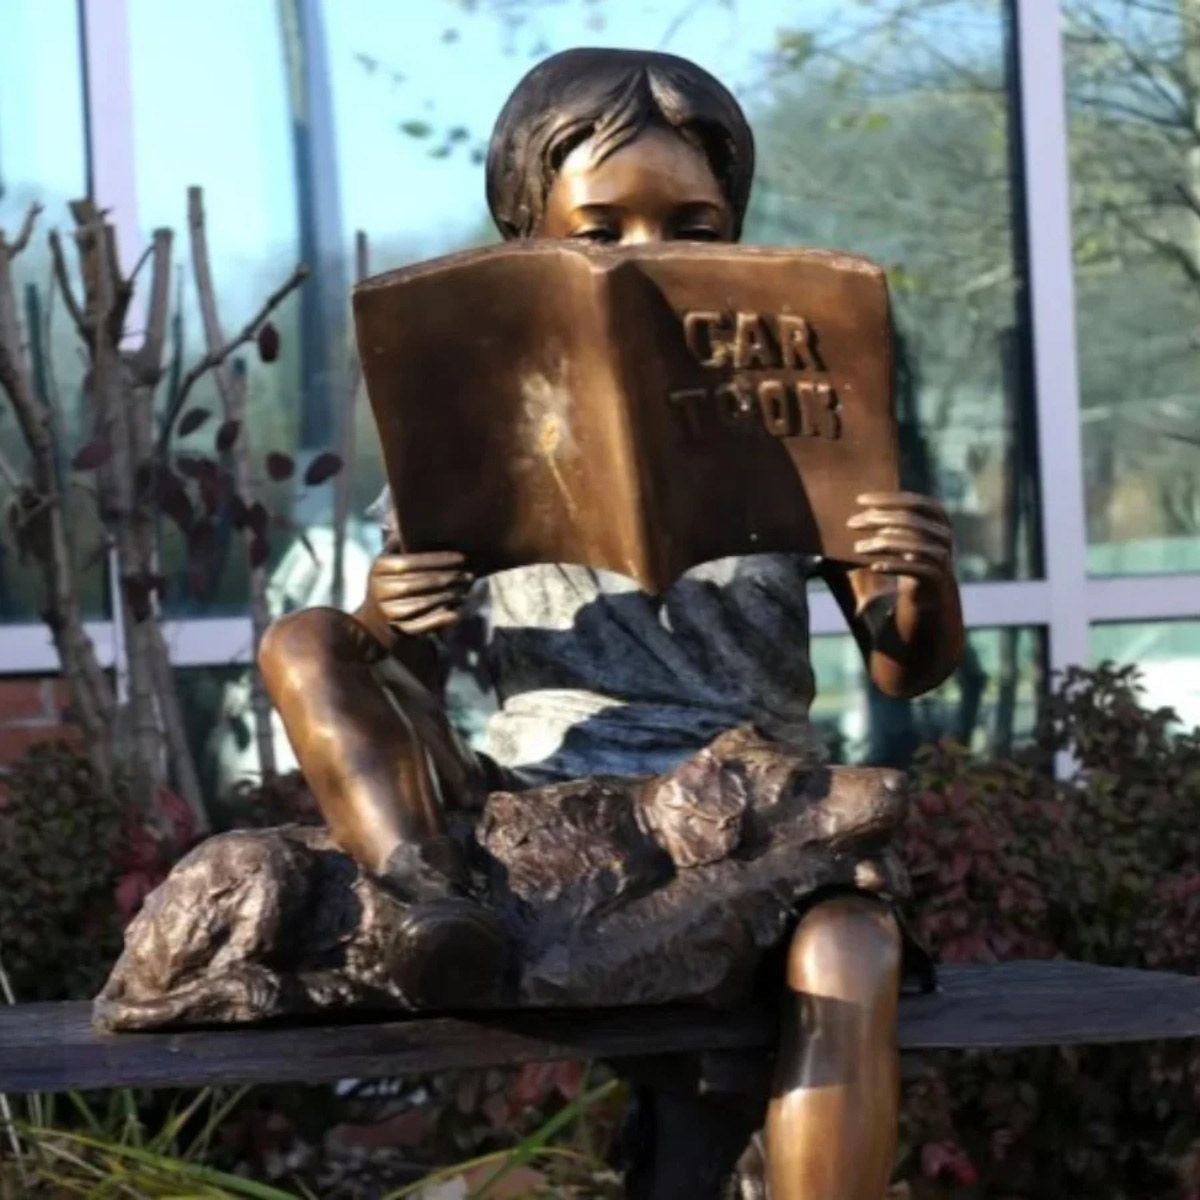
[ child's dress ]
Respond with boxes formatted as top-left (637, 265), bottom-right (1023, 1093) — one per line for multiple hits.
top-left (373, 485), bottom-right (828, 786)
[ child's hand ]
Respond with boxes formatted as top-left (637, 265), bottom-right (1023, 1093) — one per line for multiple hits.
top-left (365, 546), bottom-right (473, 636)
top-left (847, 491), bottom-right (954, 603)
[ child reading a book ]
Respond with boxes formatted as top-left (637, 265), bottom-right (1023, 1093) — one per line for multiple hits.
top-left (260, 48), bottom-right (964, 1200)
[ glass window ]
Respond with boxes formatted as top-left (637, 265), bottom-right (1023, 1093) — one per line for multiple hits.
top-left (0, 0), bottom-right (102, 622)
top-left (120, 2), bottom-right (1037, 618)
top-left (323, 0), bottom-right (1039, 585)
top-left (1091, 620), bottom-right (1200, 729)
top-left (810, 627), bottom-right (1045, 766)
top-left (174, 664), bottom-right (262, 814)
top-left (1066, 2), bottom-right (1200, 576)
top-left (129, 0), bottom-right (311, 616)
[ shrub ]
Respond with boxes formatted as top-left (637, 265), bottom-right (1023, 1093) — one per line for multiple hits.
top-left (897, 664), bottom-right (1200, 1199)
top-left (0, 743), bottom-right (308, 1002)
top-left (0, 744), bottom-right (191, 1001)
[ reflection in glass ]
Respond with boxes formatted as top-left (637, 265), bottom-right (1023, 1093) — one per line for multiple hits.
top-left (1066, 2), bottom-right (1200, 575)
top-left (129, 0), bottom-right (315, 616)
top-left (125, 3), bottom-right (1038, 617)
top-left (175, 665), bottom-right (249, 811)
top-left (322, 0), bottom-right (1039, 586)
top-left (1092, 620), bottom-right (1200, 732)
top-left (810, 627), bottom-right (1045, 767)
top-left (0, 1), bottom-right (102, 622)
top-left (751, 3), bottom-right (1039, 583)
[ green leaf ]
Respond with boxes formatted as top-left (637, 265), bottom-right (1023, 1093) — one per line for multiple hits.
top-left (24, 1127), bottom-right (303, 1198)
top-left (774, 28), bottom-right (816, 68)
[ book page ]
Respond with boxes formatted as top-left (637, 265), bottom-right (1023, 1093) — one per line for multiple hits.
top-left (607, 244), bottom-right (898, 589)
top-left (354, 242), bottom-right (899, 594)
top-left (354, 244), bottom-right (649, 582)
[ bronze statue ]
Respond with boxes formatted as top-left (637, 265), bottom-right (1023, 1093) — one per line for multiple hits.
top-left (353, 239), bottom-right (903, 591)
top-left (260, 48), bottom-right (963, 1199)
top-left (102, 48), bottom-right (964, 1200)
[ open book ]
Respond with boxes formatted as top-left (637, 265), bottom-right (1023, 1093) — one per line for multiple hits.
top-left (354, 241), bottom-right (899, 595)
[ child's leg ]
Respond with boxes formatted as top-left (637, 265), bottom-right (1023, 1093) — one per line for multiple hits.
top-left (766, 893), bottom-right (902, 1200)
top-left (260, 607), bottom-right (510, 1006)
top-left (258, 607), bottom-right (482, 888)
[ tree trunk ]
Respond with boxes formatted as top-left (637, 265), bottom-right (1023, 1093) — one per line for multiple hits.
top-left (85, 220), bottom-right (160, 814)
top-left (129, 228), bottom-right (208, 829)
top-left (228, 363), bottom-right (278, 779)
top-left (186, 186), bottom-right (277, 779)
top-left (1182, 0), bottom-right (1200, 273)
top-left (0, 217), bottom-right (116, 790)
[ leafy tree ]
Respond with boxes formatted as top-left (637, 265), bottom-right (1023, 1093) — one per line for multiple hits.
top-left (761, 0), bottom-right (1200, 558)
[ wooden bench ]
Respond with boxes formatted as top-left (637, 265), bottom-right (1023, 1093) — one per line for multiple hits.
top-left (4, 961), bottom-right (1200, 1096)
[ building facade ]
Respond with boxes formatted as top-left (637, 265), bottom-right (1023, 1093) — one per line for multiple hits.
top-left (0, 0), bottom-right (1196, 773)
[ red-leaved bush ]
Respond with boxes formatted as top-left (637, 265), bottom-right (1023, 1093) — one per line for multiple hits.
top-left (897, 664), bottom-right (1200, 1199)
top-left (0, 745), bottom-right (194, 1000)
top-left (0, 746), bottom-right (316, 1002)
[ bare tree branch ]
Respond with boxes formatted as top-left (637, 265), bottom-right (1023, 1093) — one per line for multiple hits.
top-left (185, 187), bottom-right (235, 414)
top-left (0, 215), bottom-right (115, 784)
top-left (187, 184), bottom-right (278, 779)
top-left (158, 261), bottom-right (308, 455)
top-left (5, 204), bottom-right (43, 260)
top-left (126, 241), bottom-right (157, 288)
top-left (1179, 181), bottom-right (1200, 219)
top-left (48, 231), bottom-right (89, 341)
top-left (1070, 1), bottom-right (1195, 130)
top-left (0, 445), bottom-right (21, 490)
top-left (130, 229), bottom-right (174, 385)
top-left (80, 210), bottom-right (162, 805)
top-left (69, 199), bottom-right (125, 328)
top-left (0, 250), bottom-right (44, 455)
top-left (1109, 199), bottom-right (1200, 286)
top-left (1073, 93), bottom-right (1190, 132)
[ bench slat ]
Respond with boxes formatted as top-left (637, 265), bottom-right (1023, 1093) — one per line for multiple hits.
top-left (2, 962), bottom-right (1198, 1095)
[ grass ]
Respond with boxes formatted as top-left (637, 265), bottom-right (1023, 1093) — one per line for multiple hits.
top-left (0, 1077), bottom-right (623, 1199)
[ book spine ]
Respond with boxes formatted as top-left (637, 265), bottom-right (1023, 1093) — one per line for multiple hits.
top-left (598, 257), bottom-right (666, 594)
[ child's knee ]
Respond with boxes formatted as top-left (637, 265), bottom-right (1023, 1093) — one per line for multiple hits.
top-left (784, 894), bottom-right (902, 1009)
top-left (259, 608), bottom-right (372, 690)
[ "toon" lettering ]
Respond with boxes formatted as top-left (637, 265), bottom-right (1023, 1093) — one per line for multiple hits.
top-left (668, 379), bottom-right (842, 442)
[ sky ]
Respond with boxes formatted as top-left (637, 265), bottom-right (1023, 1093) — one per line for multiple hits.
top-left (121, 0), bottom-right (820, 288)
top-left (0, 0), bottom-right (87, 214)
top-left (0, 0), bottom-right (1003, 313)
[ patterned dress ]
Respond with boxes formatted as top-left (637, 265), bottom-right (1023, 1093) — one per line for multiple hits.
top-left (371, 488), bottom-right (827, 786)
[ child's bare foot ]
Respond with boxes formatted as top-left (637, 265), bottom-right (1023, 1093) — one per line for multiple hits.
top-left (377, 835), bottom-right (509, 1007)
top-left (392, 898), bottom-right (510, 1008)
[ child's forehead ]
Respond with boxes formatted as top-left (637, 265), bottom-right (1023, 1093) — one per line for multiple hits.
top-left (552, 126), bottom-right (727, 206)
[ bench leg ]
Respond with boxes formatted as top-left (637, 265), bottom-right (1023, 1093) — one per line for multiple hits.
top-left (620, 1085), bottom-right (763, 1200)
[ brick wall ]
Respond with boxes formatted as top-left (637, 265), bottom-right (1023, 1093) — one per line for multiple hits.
top-left (0, 676), bottom-right (80, 765)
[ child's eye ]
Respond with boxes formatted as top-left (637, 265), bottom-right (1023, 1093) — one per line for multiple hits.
top-left (677, 227), bottom-right (721, 242)
top-left (573, 227), bottom-right (618, 244)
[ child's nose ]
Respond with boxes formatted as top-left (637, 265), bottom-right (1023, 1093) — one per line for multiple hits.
top-left (619, 221), bottom-right (665, 246)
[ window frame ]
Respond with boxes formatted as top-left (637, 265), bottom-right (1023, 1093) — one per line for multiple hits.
top-left (1, 0), bottom-right (1188, 694)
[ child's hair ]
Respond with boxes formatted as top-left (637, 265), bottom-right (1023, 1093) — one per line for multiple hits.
top-left (486, 48), bottom-right (755, 241)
